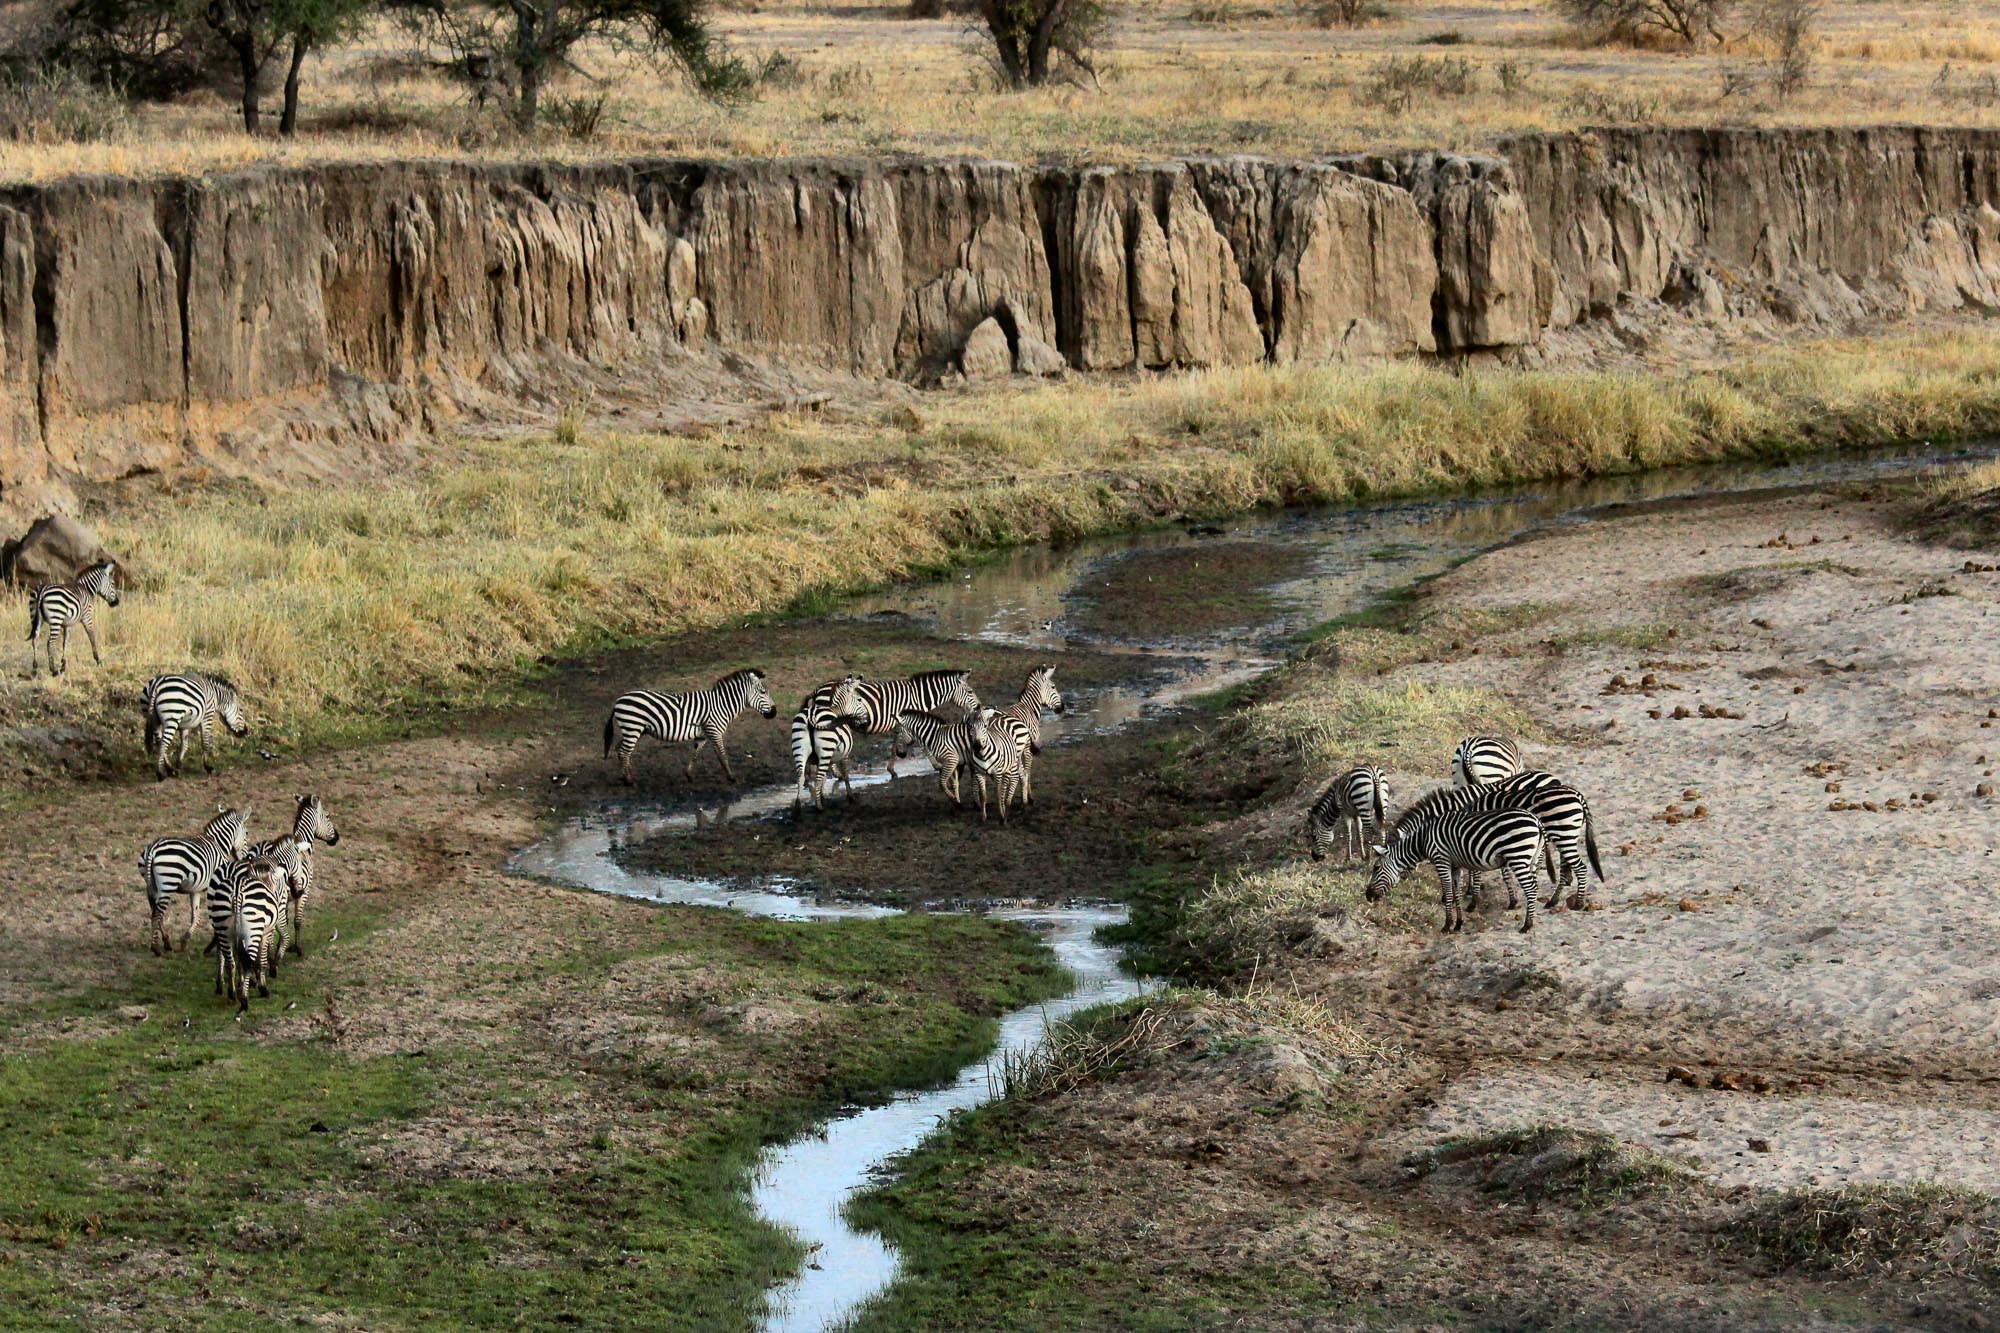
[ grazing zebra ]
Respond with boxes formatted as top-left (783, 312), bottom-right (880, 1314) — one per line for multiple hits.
top-left (891, 709), bottom-right (986, 806)
top-left (1369, 807), bottom-right (1549, 933)
top-left (603, 668), bottom-right (778, 786)
top-left (248, 795), bottom-right (340, 958)
top-left (138, 805), bottom-right (250, 956)
top-left (143, 673), bottom-right (249, 779)
top-left (215, 857), bottom-right (289, 1014)
top-left (1306, 766), bottom-right (1389, 863)
top-left (988, 665), bottom-right (1062, 805)
top-left (966, 707), bottom-right (1027, 823)
top-left (1452, 734), bottom-right (1524, 787)
top-left (27, 560), bottom-right (120, 676)
top-left (1385, 770), bottom-right (1604, 904)
top-left (831, 670), bottom-right (980, 779)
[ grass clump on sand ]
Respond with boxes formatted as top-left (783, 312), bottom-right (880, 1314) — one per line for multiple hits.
top-left (1406, 1126), bottom-right (1699, 1209)
top-left (1246, 675), bottom-right (1536, 773)
top-left (17, 330), bottom-right (2000, 775)
top-left (1902, 457), bottom-right (2000, 547)
top-left (1736, 1182), bottom-right (2000, 1280)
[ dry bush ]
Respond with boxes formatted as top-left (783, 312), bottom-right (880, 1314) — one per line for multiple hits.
top-left (1362, 53), bottom-right (1475, 113)
top-left (1758, 0), bottom-right (1820, 99)
top-left (0, 64), bottom-right (128, 143)
top-left (1302, 0), bottom-right (1387, 28)
top-left (1738, 1183), bottom-right (2000, 1280)
top-left (1556, 0), bottom-right (1730, 48)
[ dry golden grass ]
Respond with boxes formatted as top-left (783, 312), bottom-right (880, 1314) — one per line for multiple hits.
top-left (3, 1), bottom-right (1998, 183)
top-left (11, 328), bottom-right (2000, 756)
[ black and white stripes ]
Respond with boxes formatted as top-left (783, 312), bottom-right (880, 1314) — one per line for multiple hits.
top-left (1369, 806), bottom-right (1549, 933)
top-left (604, 668), bottom-right (778, 786)
top-left (142, 673), bottom-right (249, 779)
top-left (1306, 766), bottom-right (1388, 863)
top-left (27, 561), bottom-right (120, 676)
top-left (139, 805), bottom-right (250, 956)
top-left (1452, 734), bottom-right (1524, 787)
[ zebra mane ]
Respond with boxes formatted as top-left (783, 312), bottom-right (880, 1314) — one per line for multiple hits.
top-left (1385, 784), bottom-right (1462, 840)
top-left (715, 667), bottom-right (763, 688)
top-left (909, 668), bottom-right (967, 685)
top-left (205, 674), bottom-right (240, 697)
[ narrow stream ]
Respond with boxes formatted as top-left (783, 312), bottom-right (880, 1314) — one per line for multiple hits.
top-left (508, 440), bottom-right (1995, 1331)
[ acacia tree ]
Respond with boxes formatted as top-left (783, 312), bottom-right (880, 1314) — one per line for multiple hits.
top-left (1556, 0), bottom-right (1730, 46)
top-left (974, 0), bottom-right (1107, 89)
top-left (400, 0), bottom-right (749, 131)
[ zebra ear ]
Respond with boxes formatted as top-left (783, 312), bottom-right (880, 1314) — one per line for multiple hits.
top-left (1369, 843), bottom-right (1388, 856)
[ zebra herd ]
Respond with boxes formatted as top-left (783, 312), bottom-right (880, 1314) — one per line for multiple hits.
top-left (138, 794), bottom-right (341, 1014)
top-left (603, 663), bottom-right (1064, 821)
top-left (1306, 734), bottom-right (1605, 933)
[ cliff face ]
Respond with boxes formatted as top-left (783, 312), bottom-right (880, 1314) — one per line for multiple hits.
top-left (3, 127), bottom-right (1998, 517)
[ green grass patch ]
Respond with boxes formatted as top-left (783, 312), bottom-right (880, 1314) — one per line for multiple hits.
top-left (1735, 1181), bottom-right (2000, 1281)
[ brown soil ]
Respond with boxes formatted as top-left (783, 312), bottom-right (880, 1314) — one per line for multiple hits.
top-left (1063, 540), bottom-right (1317, 643)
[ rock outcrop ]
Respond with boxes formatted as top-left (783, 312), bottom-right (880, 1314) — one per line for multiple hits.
top-left (4, 127), bottom-right (1998, 518)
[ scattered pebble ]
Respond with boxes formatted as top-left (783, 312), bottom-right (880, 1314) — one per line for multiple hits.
top-left (1665, 1065), bottom-right (1699, 1087)
top-left (1747, 1137), bottom-right (1773, 1153)
top-left (1677, 897), bottom-right (1702, 912)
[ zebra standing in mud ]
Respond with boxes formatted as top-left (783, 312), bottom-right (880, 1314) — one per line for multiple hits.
top-left (143, 673), bottom-right (249, 779)
top-left (247, 795), bottom-right (340, 958)
top-left (26, 561), bottom-right (120, 676)
top-left (139, 806), bottom-right (251, 956)
top-left (891, 709), bottom-right (985, 807)
top-left (1384, 770), bottom-right (1604, 905)
top-left (987, 665), bottom-right (1062, 806)
top-left (1306, 766), bottom-right (1389, 863)
top-left (967, 707), bottom-right (1028, 823)
top-left (830, 670), bottom-right (980, 779)
top-left (1452, 734), bottom-right (1525, 787)
top-left (212, 857), bottom-right (289, 1015)
top-left (792, 708), bottom-right (864, 812)
top-left (603, 668), bottom-right (778, 786)
top-left (1369, 806), bottom-right (1549, 933)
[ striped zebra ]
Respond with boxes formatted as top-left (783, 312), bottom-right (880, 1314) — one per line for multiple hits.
top-left (891, 709), bottom-right (984, 806)
top-left (1369, 807), bottom-right (1549, 933)
top-left (247, 795), bottom-right (340, 958)
top-left (793, 710), bottom-right (864, 812)
top-left (830, 670), bottom-right (980, 779)
top-left (1385, 770), bottom-right (1604, 904)
top-left (966, 707), bottom-right (1027, 823)
top-left (213, 857), bottom-right (289, 1014)
top-left (988, 665), bottom-right (1062, 806)
top-left (138, 805), bottom-right (250, 956)
top-left (142, 673), bottom-right (249, 779)
top-left (27, 560), bottom-right (120, 676)
top-left (1306, 766), bottom-right (1389, 863)
top-left (603, 668), bottom-right (778, 786)
top-left (1452, 734), bottom-right (1524, 787)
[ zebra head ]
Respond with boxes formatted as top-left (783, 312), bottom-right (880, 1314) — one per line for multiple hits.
top-left (297, 794), bottom-right (339, 847)
top-left (213, 679), bottom-right (249, 736)
top-left (1306, 801), bottom-right (1337, 862)
top-left (1365, 837), bottom-right (1419, 903)
top-left (82, 561), bottom-right (121, 607)
top-left (890, 711), bottom-right (922, 759)
top-left (830, 674), bottom-right (870, 725)
top-left (1027, 664), bottom-right (1062, 715)
top-left (946, 673), bottom-right (981, 714)
top-left (745, 670), bottom-right (777, 719)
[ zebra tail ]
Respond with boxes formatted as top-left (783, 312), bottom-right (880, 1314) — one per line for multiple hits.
top-left (1371, 783), bottom-right (1386, 835)
top-left (1585, 813), bottom-right (1605, 882)
top-left (25, 597), bottom-right (38, 641)
top-left (603, 713), bottom-right (614, 759)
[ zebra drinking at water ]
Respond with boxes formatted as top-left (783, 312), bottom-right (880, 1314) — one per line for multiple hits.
top-left (967, 707), bottom-right (1027, 823)
top-left (27, 561), bottom-right (120, 676)
top-left (1369, 807), bottom-right (1550, 933)
top-left (139, 806), bottom-right (251, 956)
top-left (1306, 766), bottom-right (1389, 863)
top-left (891, 710), bottom-right (985, 807)
top-left (143, 673), bottom-right (249, 779)
top-left (247, 795), bottom-right (339, 958)
top-left (603, 668), bottom-right (778, 786)
top-left (1452, 734), bottom-right (1525, 787)
top-left (830, 670), bottom-right (980, 779)
top-left (1385, 771), bottom-right (1604, 904)
top-left (987, 665), bottom-right (1062, 806)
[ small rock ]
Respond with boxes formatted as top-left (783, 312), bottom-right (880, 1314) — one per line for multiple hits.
top-left (1677, 898), bottom-right (1701, 912)
top-left (1665, 1065), bottom-right (1700, 1087)
top-left (1710, 1071), bottom-right (1744, 1091)
top-left (1978, 782), bottom-right (1995, 797)
top-left (959, 316), bottom-right (1013, 381)
top-left (1747, 1137), bottom-right (1773, 1153)
top-left (117, 1005), bottom-right (149, 1023)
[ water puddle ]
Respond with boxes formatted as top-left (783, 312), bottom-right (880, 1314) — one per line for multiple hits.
top-left (507, 438), bottom-right (1996, 1331)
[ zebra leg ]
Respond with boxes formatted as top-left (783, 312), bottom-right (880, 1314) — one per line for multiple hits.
top-left (620, 737), bottom-right (637, 786)
top-left (684, 735), bottom-right (708, 782)
top-left (714, 731), bottom-right (738, 785)
top-left (149, 896), bottom-right (169, 956)
top-left (839, 759), bottom-right (856, 804)
top-left (46, 627), bottom-right (60, 676)
top-left (175, 724), bottom-right (192, 776)
top-left (290, 894), bottom-right (306, 959)
top-left (199, 719), bottom-right (215, 774)
top-left (83, 617), bottom-right (101, 665)
top-left (1019, 755), bottom-right (1033, 807)
top-left (184, 887), bottom-right (199, 950)
top-left (1513, 862), bottom-right (1541, 934)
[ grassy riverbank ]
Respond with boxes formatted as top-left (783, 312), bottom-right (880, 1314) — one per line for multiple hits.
top-left (13, 328), bottom-right (2000, 779)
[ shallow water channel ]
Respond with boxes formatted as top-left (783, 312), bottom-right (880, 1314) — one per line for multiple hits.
top-left (508, 440), bottom-right (1994, 1331)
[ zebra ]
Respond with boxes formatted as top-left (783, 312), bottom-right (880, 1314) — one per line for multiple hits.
top-left (27, 560), bottom-right (120, 676)
top-left (215, 857), bottom-right (289, 1014)
top-left (1452, 734), bottom-right (1524, 787)
top-left (987, 665), bottom-right (1062, 805)
top-left (966, 707), bottom-right (1027, 823)
top-left (793, 710), bottom-right (864, 812)
top-left (138, 805), bottom-right (250, 956)
top-left (142, 673), bottom-right (249, 779)
top-left (603, 668), bottom-right (778, 786)
top-left (830, 670), bottom-right (980, 779)
top-left (1369, 807), bottom-right (1549, 933)
top-left (1306, 766), bottom-right (1389, 863)
top-left (1384, 770), bottom-right (1604, 904)
top-left (247, 795), bottom-right (339, 958)
top-left (891, 709), bottom-right (985, 806)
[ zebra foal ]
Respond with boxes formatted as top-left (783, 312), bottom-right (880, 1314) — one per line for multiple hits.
top-left (143, 673), bottom-right (248, 779)
top-left (139, 805), bottom-right (250, 955)
top-left (27, 560), bottom-right (120, 676)
top-left (967, 707), bottom-right (1027, 823)
top-left (891, 710), bottom-right (983, 806)
top-left (988, 665), bottom-right (1062, 806)
top-left (831, 670), bottom-right (979, 779)
top-left (1369, 807), bottom-right (1549, 933)
top-left (214, 857), bottom-right (289, 1014)
top-left (604, 668), bottom-right (777, 786)
top-left (1306, 766), bottom-right (1389, 863)
top-left (248, 795), bottom-right (340, 958)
